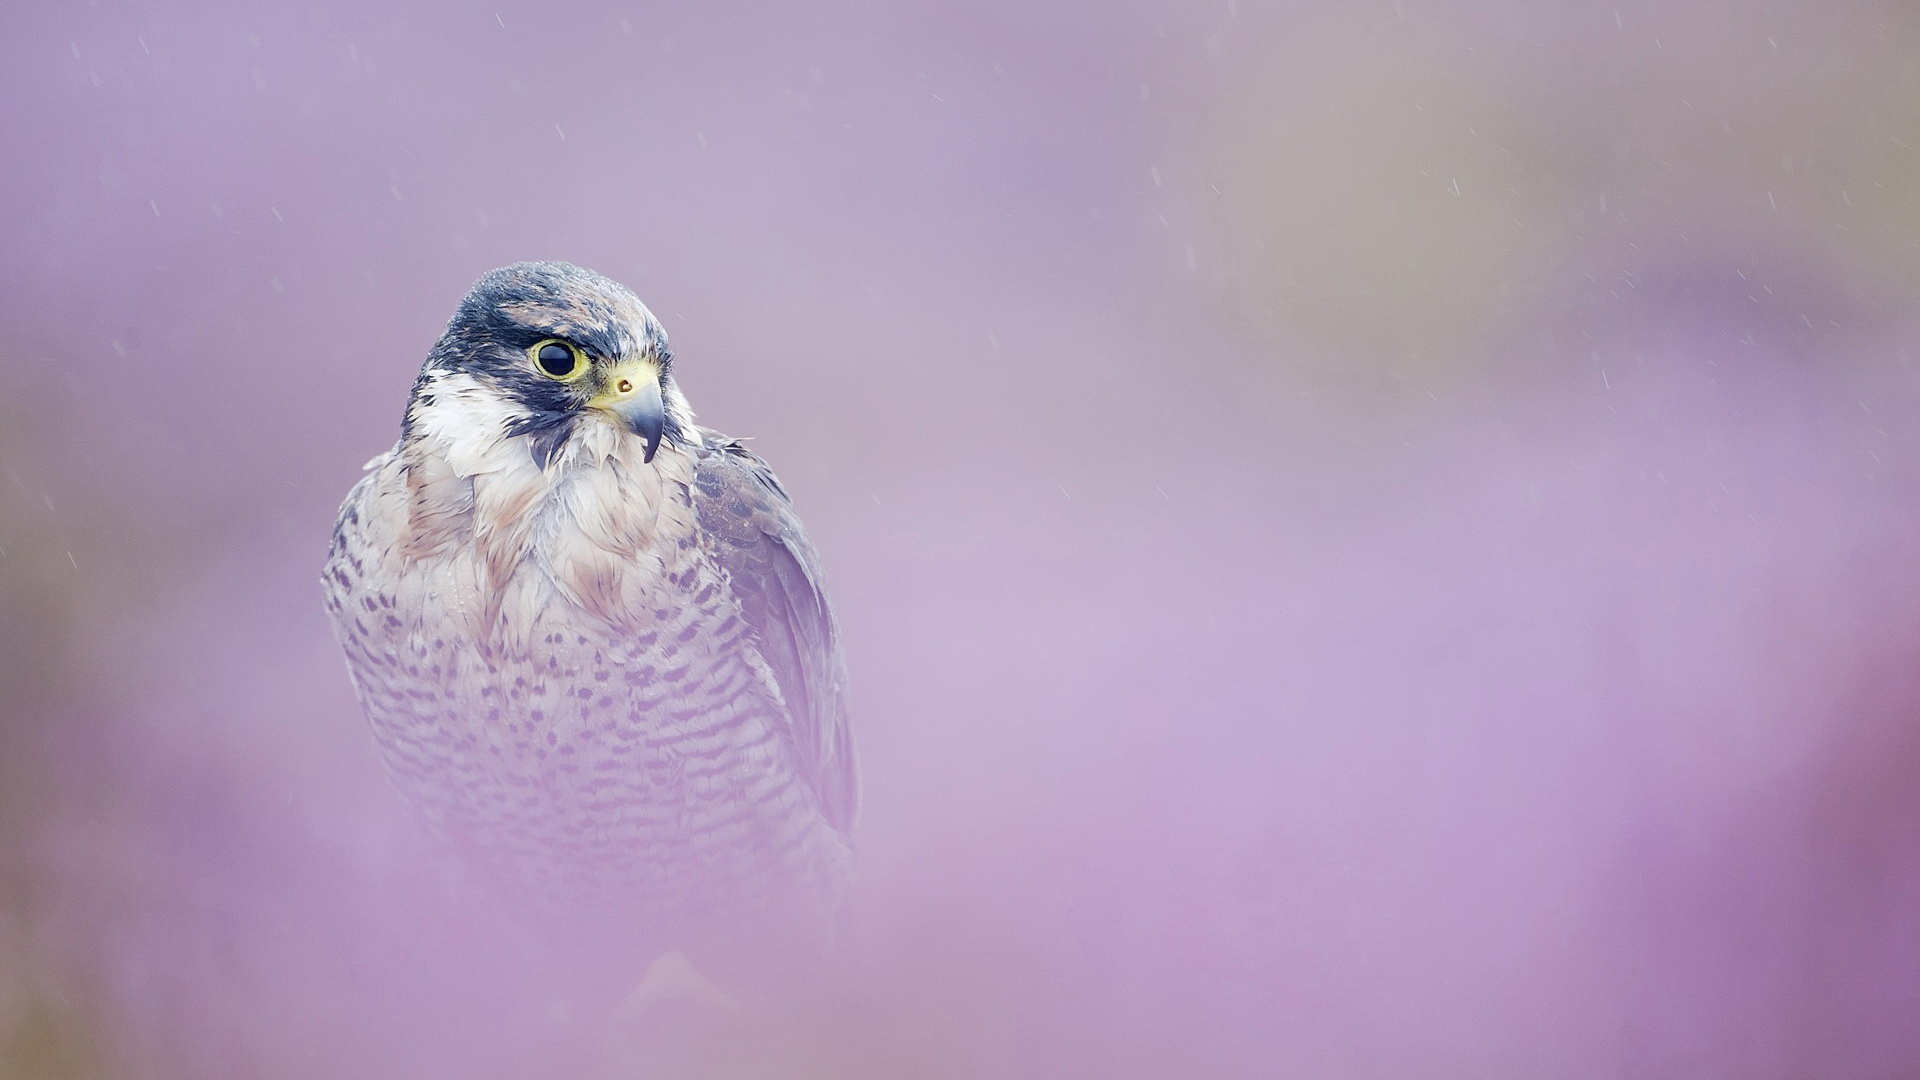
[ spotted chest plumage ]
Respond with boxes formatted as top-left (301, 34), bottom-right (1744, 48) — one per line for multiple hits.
top-left (328, 469), bottom-right (834, 917)
top-left (320, 262), bottom-right (855, 936)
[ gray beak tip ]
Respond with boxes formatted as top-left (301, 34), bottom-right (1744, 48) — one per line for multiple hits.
top-left (605, 379), bottom-right (666, 465)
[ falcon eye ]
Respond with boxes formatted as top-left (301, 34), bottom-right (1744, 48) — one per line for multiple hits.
top-left (529, 339), bottom-right (587, 381)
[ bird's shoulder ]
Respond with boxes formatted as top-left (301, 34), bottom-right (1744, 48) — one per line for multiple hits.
top-left (323, 449), bottom-right (396, 588)
top-left (690, 429), bottom-right (788, 522)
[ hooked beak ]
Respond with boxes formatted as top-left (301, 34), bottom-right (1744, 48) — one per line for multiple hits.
top-left (586, 360), bottom-right (666, 463)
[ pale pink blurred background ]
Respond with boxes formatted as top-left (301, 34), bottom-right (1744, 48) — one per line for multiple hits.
top-left (4, 1), bottom-right (1920, 1077)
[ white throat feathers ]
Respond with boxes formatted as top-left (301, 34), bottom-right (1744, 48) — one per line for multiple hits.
top-left (389, 368), bottom-right (703, 646)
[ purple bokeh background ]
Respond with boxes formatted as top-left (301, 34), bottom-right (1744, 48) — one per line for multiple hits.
top-left (4, 1), bottom-right (1920, 1076)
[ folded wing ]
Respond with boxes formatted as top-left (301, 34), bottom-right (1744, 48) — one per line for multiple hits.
top-left (692, 433), bottom-right (858, 834)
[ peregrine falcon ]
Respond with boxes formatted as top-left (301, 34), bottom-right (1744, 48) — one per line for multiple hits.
top-left (321, 262), bottom-right (856, 973)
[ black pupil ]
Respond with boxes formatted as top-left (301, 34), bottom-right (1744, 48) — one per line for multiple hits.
top-left (536, 343), bottom-right (577, 376)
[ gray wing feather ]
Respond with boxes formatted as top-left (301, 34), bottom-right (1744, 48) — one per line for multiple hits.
top-left (693, 433), bottom-right (857, 834)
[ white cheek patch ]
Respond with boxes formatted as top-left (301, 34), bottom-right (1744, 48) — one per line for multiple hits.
top-left (410, 372), bottom-right (536, 479)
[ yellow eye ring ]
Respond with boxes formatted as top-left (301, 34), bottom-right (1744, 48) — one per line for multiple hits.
top-left (528, 338), bottom-right (588, 381)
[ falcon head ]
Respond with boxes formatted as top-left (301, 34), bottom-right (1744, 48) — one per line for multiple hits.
top-left (404, 262), bottom-right (694, 469)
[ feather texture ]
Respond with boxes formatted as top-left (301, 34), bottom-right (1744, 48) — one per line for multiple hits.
top-left (321, 263), bottom-right (855, 951)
